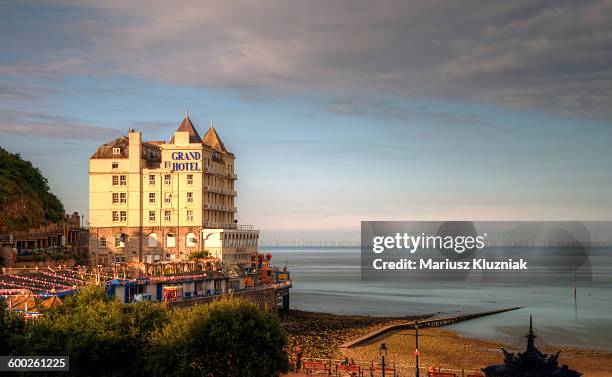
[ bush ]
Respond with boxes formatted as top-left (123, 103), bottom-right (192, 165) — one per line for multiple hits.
top-left (188, 250), bottom-right (210, 260)
top-left (148, 298), bottom-right (289, 377)
top-left (5, 288), bottom-right (288, 377)
top-left (11, 285), bottom-right (170, 377)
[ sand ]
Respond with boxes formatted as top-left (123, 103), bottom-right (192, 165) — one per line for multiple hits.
top-left (281, 310), bottom-right (612, 377)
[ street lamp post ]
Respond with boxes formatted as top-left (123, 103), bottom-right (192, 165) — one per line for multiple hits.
top-left (415, 321), bottom-right (420, 377)
top-left (379, 342), bottom-right (387, 377)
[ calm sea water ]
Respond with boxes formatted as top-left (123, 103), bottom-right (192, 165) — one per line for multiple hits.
top-left (264, 246), bottom-right (612, 351)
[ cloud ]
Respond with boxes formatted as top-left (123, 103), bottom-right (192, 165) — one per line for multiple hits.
top-left (326, 96), bottom-right (492, 125)
top-left (0, 83), bottom-right (36, 100)
top-left (2, 1), bottom-right (612, 119)
top-left (0, 109), bottom-right (121, 140)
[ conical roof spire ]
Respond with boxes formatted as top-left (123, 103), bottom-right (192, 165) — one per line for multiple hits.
top-left (203, 122), bottom-right (228, 152)
top-left (169, 115), bottom-right (202, 144)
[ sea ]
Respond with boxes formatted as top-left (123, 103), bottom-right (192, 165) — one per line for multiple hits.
top-left (263, 246), bottom-right (612, 352)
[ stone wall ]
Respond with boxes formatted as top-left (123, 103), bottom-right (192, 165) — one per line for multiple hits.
top-left (169, 287), bottom-right (277, 311)
top-left (89, 226), bottom-right (203, 265)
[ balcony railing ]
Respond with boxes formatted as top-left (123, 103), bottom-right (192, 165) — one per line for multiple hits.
top-left (202, 223), bottom-right (254, 230)
top-left (204, 185), bottom-right (238, 196)
top-left (203, 168), bottom-right (237, 180)
top-left (203, 204), bottom-right (238, 212)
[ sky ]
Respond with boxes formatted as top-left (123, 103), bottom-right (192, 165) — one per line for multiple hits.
top-left (0, 1), bottom-right (611, 242)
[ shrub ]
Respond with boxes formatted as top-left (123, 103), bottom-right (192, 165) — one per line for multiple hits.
top-left (11, 285), bottom-right (169, 377)
top-left (148, 297), bottom-right (289, 377)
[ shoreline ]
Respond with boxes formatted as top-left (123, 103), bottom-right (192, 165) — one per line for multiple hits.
top-left (281, 310), bottom-right (612, 377)
top-left (280, 309), bottom-right (431, 359)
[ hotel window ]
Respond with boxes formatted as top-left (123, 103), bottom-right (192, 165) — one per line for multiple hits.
top-left (112, 162), bottom-right (119, 169)
top-left (112, 193), bottom-right (119, 204)
top-left (164, 174), bottom-right (171, 185)
top-left (149, 175), bottom-right (156, 185)
top-left (120, 175), bottom-right (127, 186)
top-left (147, 233), bottom-right (158, 248)
top-left (187, 174), bottom-right (193, 185)
top-left (166, 233), bottom-right (176, 247)
top-left (164, 193), bottom-right (171, 204)
top-left (112, 175), bottom-right (119, 186)
top-left (100, 238), bottom-right (107, 247)
top-left (112, 211), bottom-right (119, 222)
top-left (187, 192), bottom-right (193, 203)
top-left (186, 232), bottom-right (197, 247)
top-left (120, 193), bottom-right (127, 203)
top-left (149, 193), bottom-right (156, 204)
top-left (149, 211), bottom-right (156, 222)
top-left (113, 147), bottom-right (121, 155)
top-left (186, 210), bottom-right (193, 221)
top-left (164, 210), bottom-right (171, 221)
top-left (115, 234), bottom-right (125, 248)
top-left (120, 211), bottom-right (127, 222)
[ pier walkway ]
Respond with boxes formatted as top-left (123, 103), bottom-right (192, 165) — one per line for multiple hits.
top-left (340, 306), bottom-right (522, 349)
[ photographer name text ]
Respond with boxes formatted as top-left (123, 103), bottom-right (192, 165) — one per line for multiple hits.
top-left (372, 258), bottom-right (527, 270)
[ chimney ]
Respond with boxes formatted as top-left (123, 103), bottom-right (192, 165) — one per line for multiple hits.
top-left (128, 129), bottom-right (142, 171)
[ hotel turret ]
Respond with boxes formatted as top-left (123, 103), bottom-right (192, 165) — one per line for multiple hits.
top-left (88, 116), bottom-right (258, 268)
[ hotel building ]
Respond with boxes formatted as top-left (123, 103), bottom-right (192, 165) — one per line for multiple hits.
top-left (88, 116), bottom-right (258, 268)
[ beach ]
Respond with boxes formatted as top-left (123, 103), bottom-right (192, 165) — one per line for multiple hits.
top-left (281, 310), bottom-right (612, 377)
top-left (280, 310), bottom-right (429, 359)
top-left (269, 246), bottom-right (612, 352)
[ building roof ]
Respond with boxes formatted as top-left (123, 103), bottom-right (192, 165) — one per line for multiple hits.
top-left (169, 116), bottom-right (202, 144)
top-left (90, 116), bottom-right (232, 159)
top-left (90, 136), bottom-right (161, 161)
top-left (40, 295), bottom-right (63, 309)
top-left (482, 315), bottom-right (581, 377)
top-left (203, 126), bottom-right (228, 152)
top-left (7, 292), bottom-right (38, 311)
top-left (90, 136), bottom-right (129, 159)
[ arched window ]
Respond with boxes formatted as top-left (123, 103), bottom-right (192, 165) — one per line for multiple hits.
top-left (166, 233), bottom-right (176, 247)
top-left (186, 232), bottom-right (197, 247)
top-left (147, 233), bottom-right (158, 248)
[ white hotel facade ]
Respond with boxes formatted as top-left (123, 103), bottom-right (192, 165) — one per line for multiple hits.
top-left (88, 116), bottom-right (258, 268)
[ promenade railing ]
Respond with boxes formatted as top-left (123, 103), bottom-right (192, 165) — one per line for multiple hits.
top-left (288, 356), bottom-right (485, 377)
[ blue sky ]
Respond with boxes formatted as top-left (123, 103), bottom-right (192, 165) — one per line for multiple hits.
top-left (1, 1), bottom-right (611, 240)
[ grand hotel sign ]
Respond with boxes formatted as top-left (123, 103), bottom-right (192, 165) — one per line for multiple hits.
top-left (169, 151), bottom-right (201, 171)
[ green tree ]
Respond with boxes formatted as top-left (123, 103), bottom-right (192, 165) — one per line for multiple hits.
top-left (0, 298), bottom-right (25, 355)
top-left (11, 285), bottom-right (169, 377)
top-left (148, 298), bottom-right (289, 377)
top-left (7, 287), bottom-right (288, 376)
